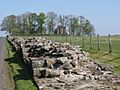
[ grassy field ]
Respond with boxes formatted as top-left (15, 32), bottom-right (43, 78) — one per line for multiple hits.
top-left (5, 39), bottom-right (37, 90)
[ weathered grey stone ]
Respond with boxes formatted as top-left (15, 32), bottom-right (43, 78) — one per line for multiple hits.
top-left (64, 50), bottom-right (75, 57)
top-left (39, 68), bottom-right (50, 78)
top-left (49, 70), bottom-right (61, 77)
top-left (70, 60), bottom-right (77, 68)
top-left (71, 69), bottom-right (81, 75)
top-left (98, 63), bottom-right (113, 71)
top-left (59, 62), bottom-right (73, 70)
top-left (32, 60), bottom-right (44, 68)
top-left (43, 58), bottom-right (55, 68)
top-left (56, 57), bottom-right (69, 64)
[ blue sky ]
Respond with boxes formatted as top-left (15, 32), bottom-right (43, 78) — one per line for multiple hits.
top-left (0, 0), bottom-right (120, 36)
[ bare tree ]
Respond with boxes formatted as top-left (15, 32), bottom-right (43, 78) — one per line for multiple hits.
top-left (46, 12), bottom-right (58, 35)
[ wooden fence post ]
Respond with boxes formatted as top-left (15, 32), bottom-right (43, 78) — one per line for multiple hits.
top-left (108, 34), bottom-right (112, 53)
top-left (74, 36), bottom-right (77, 45)
top-left (77, 36), bottom-right (79, 45)
top-left (70, 36), bottom-right (71, 44)
top-left (65, 35), bottom-right (67, 42)
top-left (62, 35), bottom-right (63, 43)
top-left (90, 34), bottom-right (92, 50)
top-left (50, 34), bottom-right (51, 40)
top-left (97, 34), bottom-right (100, 51)
top-left (57, 35), bottom-right (59, 42)
top-left (82, 35), bottom-right (84, 48)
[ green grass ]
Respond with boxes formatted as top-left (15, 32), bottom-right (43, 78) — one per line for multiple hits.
top-left (5, 39), bottom-right (38, 90)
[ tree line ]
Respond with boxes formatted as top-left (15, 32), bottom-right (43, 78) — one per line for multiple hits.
top-left (1, 12), bottom-right (95, 36)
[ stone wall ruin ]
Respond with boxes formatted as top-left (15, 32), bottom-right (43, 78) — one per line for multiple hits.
top-left (7, 36), bottom-right (120, 90)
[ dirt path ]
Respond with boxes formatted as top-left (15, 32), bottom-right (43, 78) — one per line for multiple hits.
top-left (0, 37), bottom-right (14, 90)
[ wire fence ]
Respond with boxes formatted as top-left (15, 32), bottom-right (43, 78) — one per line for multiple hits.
top-left (43, 34), bottom-right (120, 54)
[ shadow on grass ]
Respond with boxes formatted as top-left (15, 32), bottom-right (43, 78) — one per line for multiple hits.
top-left (91, 51), bottom-right (120, 64)
top-left (87, 50), bottom-right (111, 59)
top-left (114, 65), bottom-right (120, 69)
top-left (5, 39), bottom-right (38, 90)
top-left (104, 56), bottom-right (120, 63)
top-left (5, 51), bottom-right (39, 90)
top-left (6, 40), bottom-right (32, 79)
top-left (5, 52), bottom-right (32, 81)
